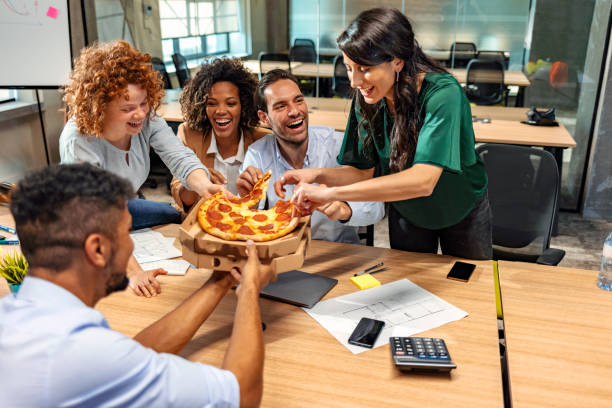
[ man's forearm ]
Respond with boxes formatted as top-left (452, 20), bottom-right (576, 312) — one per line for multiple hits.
top-left (222, 286), bottom-right (264, 407)
top-left (133, 275), bottom-right (233, 353)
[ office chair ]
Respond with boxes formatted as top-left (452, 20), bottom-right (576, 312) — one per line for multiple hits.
top-left (289, 44), bottom-right (317, 96)
top-left (477, 51), bottom-right (508, 69)
top-left (332, 54), bottom-right (352, 98)
top-left (294, 38), bottom-right (316, 49)
top-left (151, 57), bottom-right (172, 89)
top-left (465, 59), bottom-right (506, 106)
top-left (258, 52), bottom-right (291, 79)
top-left (449, 41), bottom-right (477, 68)
top-left (476, 144), bottom-right (565, 265)
top-left (172, 53), bottom-right (191, 88)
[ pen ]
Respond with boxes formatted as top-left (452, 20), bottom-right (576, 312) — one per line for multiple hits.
top-left (0, 225), bottom-right (16, 234)
top-left (368, 267), bottom-right (390, 275)
top-left (354, 261), bottom-right (384, 276)
top-left (0, 240), bottom-right (19, 245)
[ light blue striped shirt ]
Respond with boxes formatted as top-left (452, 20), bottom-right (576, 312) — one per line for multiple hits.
top-left (240, 126), bottom-right (384, 244)
top-left (0, 277), bottom-right (239, 408)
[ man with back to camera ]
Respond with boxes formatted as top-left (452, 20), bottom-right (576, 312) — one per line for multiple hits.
top-left (237, 69), bottom-right (383, 244)
top-left (0, 163), bottom-right (275, 407)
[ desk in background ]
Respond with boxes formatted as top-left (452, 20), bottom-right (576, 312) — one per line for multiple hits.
top-left (498, 260), bottom-right (612, 408)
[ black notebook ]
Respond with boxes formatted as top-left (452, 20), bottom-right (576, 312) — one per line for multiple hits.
top-left (260, 270), bottom-right (337, 309)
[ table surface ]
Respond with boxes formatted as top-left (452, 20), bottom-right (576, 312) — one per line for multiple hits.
top-left (241, 59), bottom-right (530, 87)
top-left (97, 230), bottom-right (503, 408)
top-left (158, 96), bottom-right (575, 149)
top-left (0, 208), bottom-right (503, 408)
top-left (498, 260), bottom-right (612, 408)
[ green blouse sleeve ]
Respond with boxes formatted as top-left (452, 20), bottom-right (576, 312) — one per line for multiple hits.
top-left (337, 98), bottom-right (377, 170)
top-left (413, 84), bottom-right (465, 173)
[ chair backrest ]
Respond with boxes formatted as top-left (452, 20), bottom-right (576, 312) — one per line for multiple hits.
top-left (172, 53), bottom-right (191, 88)
top-left (450, 41), bottom-right (477, 68)
top-left (289, 44), bottom-right (316, 63)
top-left (294, 38), bottom-right (315, 48)
top-left (332, 54), bottom-right (352, 98)
top-left (477, 51), bottom-right (508, 69)
top-left (151, 57), bottom-right (172, 89)
top-left (466, 59), bottom-right (505, 105)
top-left (476, 144), bottom-right (559, 261)
top-left (258, 52), bottom-right (291, 79)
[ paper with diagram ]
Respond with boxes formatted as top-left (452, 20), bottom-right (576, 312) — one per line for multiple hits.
top-left (304, 279), bottom-right (468, 354)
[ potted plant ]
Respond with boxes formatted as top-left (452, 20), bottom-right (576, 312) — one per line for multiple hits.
top-left (0, 250), bottom-right (28, 293)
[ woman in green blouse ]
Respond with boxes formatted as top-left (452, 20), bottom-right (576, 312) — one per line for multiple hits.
top-left (275, 7), bottom-right (492, 259)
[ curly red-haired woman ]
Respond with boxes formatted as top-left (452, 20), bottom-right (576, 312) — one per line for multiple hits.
top-left (59, 41), bottom-right (226, 296)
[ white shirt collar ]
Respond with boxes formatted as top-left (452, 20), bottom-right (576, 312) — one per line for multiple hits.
top-left (207, 130), bottom-right (245, 164)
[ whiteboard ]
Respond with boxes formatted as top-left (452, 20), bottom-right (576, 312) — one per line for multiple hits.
top-left (0, 0), bottom-right (71, 88)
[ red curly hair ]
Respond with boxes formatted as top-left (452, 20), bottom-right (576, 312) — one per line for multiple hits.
top-left (63, 40), bottom-right (165, 136)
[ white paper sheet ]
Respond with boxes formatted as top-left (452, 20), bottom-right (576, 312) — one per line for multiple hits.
top-left (139, 259), bottom-right (191, 275)
top-left (304, 279), bottom-right (468, 354)
top-left (130, 228), bottom-right (182, 264)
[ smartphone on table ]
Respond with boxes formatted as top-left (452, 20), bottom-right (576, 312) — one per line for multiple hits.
top-left (348, 317), bottom-right (385, 348)
top-left (446, 261), bottom-right (476, 282)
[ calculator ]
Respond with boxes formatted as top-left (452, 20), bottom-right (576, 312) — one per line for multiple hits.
top-left (390, 337), bottom-right (457, 372)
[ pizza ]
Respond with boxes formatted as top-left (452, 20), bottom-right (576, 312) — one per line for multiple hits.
top-left (197, 170), bottom-right (300, 241)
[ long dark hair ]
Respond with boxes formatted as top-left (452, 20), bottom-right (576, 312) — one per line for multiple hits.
top-left (337, 8), bottom-right (446, 172)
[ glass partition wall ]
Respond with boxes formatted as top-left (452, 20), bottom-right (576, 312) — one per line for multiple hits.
top-left (289, 0), bottom-right (609, 211)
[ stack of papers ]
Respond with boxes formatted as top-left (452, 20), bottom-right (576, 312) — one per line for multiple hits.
top-left (130, 229), bottom-right (188, 275)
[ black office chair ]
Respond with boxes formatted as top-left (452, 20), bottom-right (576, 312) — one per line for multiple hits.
top-left (294, 38), bottom-right (315, 48)
top-left (151, 57), bottom-right (172, 89)
top-left (332, 54), bottom-right (352, 99)
top-left (476, 144), bottom-right (565, 265)
top-left (477, 51), bottom-right (508, 69)
top-left (449, 41), bottom-right (477, 68)
top-left (289, 44), bottom-right (317, 96)
top-left (258, 52), bottom-right (291, 79)
top-left (465, 59), bottom-right (506, 106)
top-left (172, 53), bottom-right (191, 88)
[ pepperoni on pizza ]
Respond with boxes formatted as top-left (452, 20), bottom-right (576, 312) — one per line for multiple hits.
top-left (197, 171), bottom-right (300, 241)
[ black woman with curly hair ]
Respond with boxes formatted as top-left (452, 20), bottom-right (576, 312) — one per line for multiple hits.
top-left (276, 8), bottom-right (492, 260)
top-left (171, 58), bottom-right (270, 212)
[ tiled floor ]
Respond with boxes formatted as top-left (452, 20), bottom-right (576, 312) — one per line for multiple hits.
top-left (143, 179), bottom-right (610, 271)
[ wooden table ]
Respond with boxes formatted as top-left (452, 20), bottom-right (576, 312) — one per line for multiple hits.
top-left (0, 212), bottom-right (502, 407)
top-left (498, 260), bottom-right (612, 408)
top-left (93, 234), bottom-right (502, 408)
top-left (242, 59), bottom-right (530, 87)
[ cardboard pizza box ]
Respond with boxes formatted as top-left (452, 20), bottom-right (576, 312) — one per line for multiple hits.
top-left (182, 227), bottom-right (311, 273)
top-left (179, 197), bottom-right (311, 272)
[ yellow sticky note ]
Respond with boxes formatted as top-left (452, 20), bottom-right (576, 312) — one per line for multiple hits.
top-left (350, 274), bottom-right (381, 290)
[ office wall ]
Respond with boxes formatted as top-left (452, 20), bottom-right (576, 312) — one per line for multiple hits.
top-left (289, 0), bottom-right (529, 69)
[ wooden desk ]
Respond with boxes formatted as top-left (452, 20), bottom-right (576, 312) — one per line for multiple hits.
top-left (94, 229), bottom-right (502, 408)
top-left (242, 59), bottom-right (530, 87)
top-left (0, 207), bottom-right (502, 406)
top-left (498, 261), bottom-right (612, 408)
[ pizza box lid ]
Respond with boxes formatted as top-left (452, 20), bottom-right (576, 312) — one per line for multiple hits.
top-left (179, 197), bottom-right (310, 259)
top-left (182, 227), bottom-right (311, 273)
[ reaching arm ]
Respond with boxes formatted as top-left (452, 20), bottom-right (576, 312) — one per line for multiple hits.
top-left (133, 271), bottom-right (236, 353)
top-left (223, 241), bottom-right (276, 408)
top-left (274, 166), bottom-right (373, 198)
top-left (291, 163), bottom-right (443, 209)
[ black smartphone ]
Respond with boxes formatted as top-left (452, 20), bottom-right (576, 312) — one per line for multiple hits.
top-left (447, 261), bottom-right (476, 282)
top-left (348, 317), bottom-right (385, 348)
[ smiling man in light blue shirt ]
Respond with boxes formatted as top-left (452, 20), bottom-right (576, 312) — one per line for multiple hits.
top-left (237, 70), bottom-right (383, 244)
top-left (0, 163), bottom-right (275, 408)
